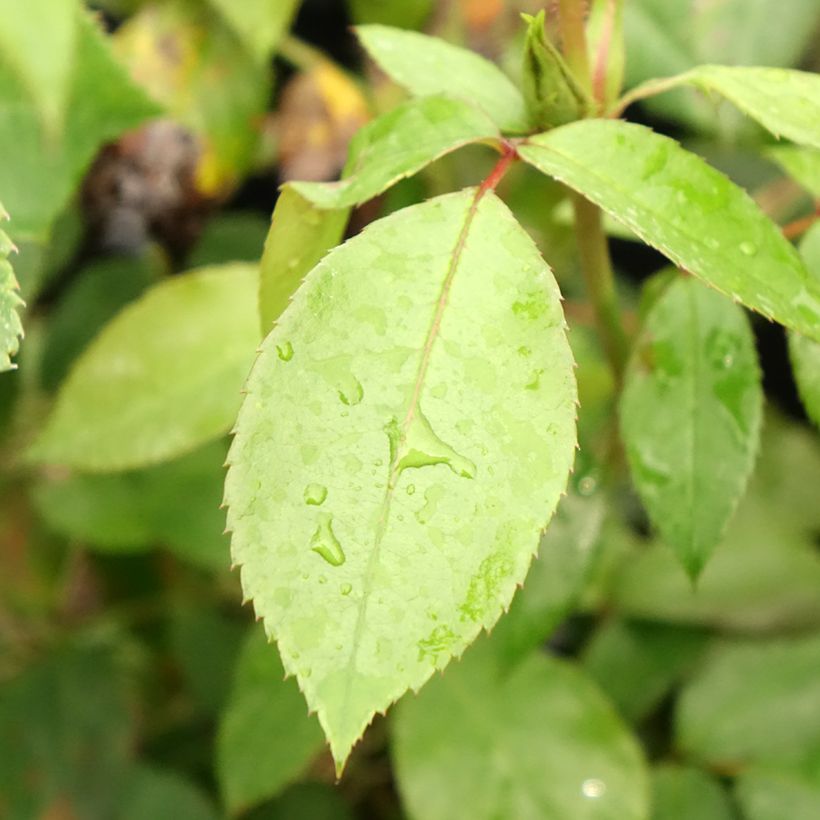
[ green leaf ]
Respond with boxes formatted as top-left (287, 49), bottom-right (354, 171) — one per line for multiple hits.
top-left (0, 641), bottom-right (134, 819)
top-left (0, 10), bottom-right (160, 240)
top-left (291, 95), bottom-right (500, 209)
top-left (789, 224), bottom-right (820, 428)
top-left (216, 628), bottom-right (325, 815)
top-left (121, 766), bottom-right (218, 820)
top-left (30, 264), bottom-right (258, 472)
top-left (393, 638), bottom-right (649, 820)
top-left (650, 765), bottom-right (735, 820)
top-left (259, 187), bottom-right (348, 336)
top-left (206, 0), bottom-right (299, 61)
top-left (583, 620), bottom-right (709, 724)
top-left (767, 145), bottom-right (820, 199)
top-left (519, 120), bottom-right (820, 341)
top-left (0, 0), bottom-right (78, 134)
top-left (737, 755), bottom-right (820, 820)
top-left (355, 25), bottom-right (531, 133)
top-left (0, 211), bottom-right (23, 372)
top-left (677, 632), bottom-right (820, 767)
top-left (250, 783), bottom-right (355, 820)
top-left (619, 275), bottom-right (762, 577)
top-left (32, 441), bottom-right (231, 571)
top-left (492, 489), bottom-right (605, 669)
top-left (188, 212), bottom-right (270, 268)
top-left (225, 189), bottom-right (577, 769)
top-left (346, 0), bottom-right (433, 30)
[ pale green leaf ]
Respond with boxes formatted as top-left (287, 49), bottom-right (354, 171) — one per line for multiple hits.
top-left (492, 489), bottom-right (605, 669)
top-left (789, 224), bottom-right (820, 428)
top-left (620, 276), bottom-right (762, 577)
top-left (767, 145), bottom-right (820, 199)
top-left (225, 189), bottom-right (577, 769)
top-left (0, 10), bottom-right (160, 240)
top-left (30, 264), bottom-right (258, 471)
top-left (583, 620), bottom-right (709, 724)
top-left (121, 767), bottom-right (218, 820)
top-left (519, 120), bottom-right (820, 341)
top-left (32, 441), bottom-right (231, 571)
top-left (0, 0), bottom-right (77, 134)
top-left (216, 629), bottom-right (325, 815)
top-left (259, 187), bottom-right (348, 335)
top-left (737, 755), bottom-right (820, 820)
top-left (676, 632), bottom-right (820, 766)
top-left (0, 212), bottom-right (23, 372)
top-left (356, 25), bottom-right (531, 133)
top-left (346, 0), bottom-right (433, 30)
top-left (291, 95), bottom-right (500, 209)
top-left (206, 0), bottom-right (299, 61)
top-left (394, 638), bottom-right (649, 820)
top-left (650, 765), bottom-right (734, 820)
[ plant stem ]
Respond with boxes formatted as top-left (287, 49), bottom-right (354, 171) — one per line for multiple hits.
top-left (782, 207), bottom-right (820, 241)
top-left (571, 194), bottom-right (629, 384)
top-left (557, 0), bottom-right (592, 93)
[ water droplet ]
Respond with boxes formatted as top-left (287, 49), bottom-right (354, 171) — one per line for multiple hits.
top-left (388, 410), bottom-right (476, 480)
top-left (276, 341), bottom-right (294, 361)
top-left (517, 345), bottom-right (531, 357)
top-left (304, 483), bottom-right (327, 505)
top-left (318, 575), bottom-right (327, 584)
top-left (338, 375), bottom-right (364, 406)
top-left (722, 354), bottom-right (733, 368)
top-left (578, 475), bottom-right (597, 496)
top-left (739, 241), bottom-right (757, 256)
top-left (310, 514), bottom-right (346, 566)
top-left (525, 368), bottom-right (544, 390)
top-left (406, 484), bottom-right (416, 495)
top-left (581, 779), bottom-right (606, 799)
top-left (340, 583), bottom-right (352, 595)
top-left (416, 485), bottom-right (446, 524)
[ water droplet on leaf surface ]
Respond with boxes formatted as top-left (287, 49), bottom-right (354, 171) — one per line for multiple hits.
top-left (304, 483), bottom-right (328, 505)
top-left (310, 514), bottom-right (346, 566)
top-left (276, 341), bottom-right (294, 361)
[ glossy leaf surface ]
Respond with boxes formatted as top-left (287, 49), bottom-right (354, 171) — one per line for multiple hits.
top-left (31, 264), bottom-right (258, 471)
top-left (216, 629), bottom-right (325, 815)
top-left (225, 190), bottom-right (577, 769)
top-left (0, 212), bottom-right (23, 371)
top-left (620, 276), bottom-right (762, 577)
top-left (259, 187), bottom-right (348, 335)
top-left (519, 120), bottom-right (820, 341)
top-left (356, 25), bottom-right (531, 133)
top-left (394, 640), bottom-right (649, 820)
top-left (291, 95), bottom-right (500, 209)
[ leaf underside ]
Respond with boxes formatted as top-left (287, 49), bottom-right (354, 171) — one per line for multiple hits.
top-left (225, 189), bottom-right (577, 769)
top-left (519, 120), bottom-right (820, 342)
top-left (620, 276), bottom-right (762, 578)
top-left (0, 214), bottom-right (23, 372)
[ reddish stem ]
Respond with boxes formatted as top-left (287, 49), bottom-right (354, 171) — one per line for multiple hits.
top-left (592, 0), bottom-right (617, 108)
top-left (782, 206), bottom-right (820, 241)
top-left (478, 141), bottom-right (518, 199)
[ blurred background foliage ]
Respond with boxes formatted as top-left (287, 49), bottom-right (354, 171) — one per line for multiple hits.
top-left (1, 1), bottom-right (820, 818)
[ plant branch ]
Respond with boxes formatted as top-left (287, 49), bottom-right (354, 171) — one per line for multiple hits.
top-left (782, 206), bottom-right (820, 241)
top-left (609, 73), bottom-right (690, 118)
top-left (571, 193), bottom-right (629, 384)
top-left (557, 0), bottom-right (592, 93)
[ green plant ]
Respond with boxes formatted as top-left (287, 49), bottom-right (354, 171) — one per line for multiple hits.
top-left (3, 1), bottom-right (820, 818)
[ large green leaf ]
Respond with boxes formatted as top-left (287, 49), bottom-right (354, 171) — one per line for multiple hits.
top-left (356, 25), bottom-right (531, 133)
top-left (519, 120), bottom-right (820, 341)
top-left (676, 632), bottom-right (820, 766)
top-left (121, 766), bottom-right (218, 820)
top-left (393, 639), bottom-right (649, 820)
top-left (620, 276), bottom-right (762, 577)
top-left (789, 224), bottom-right (820, 428)
top-left (0, 0), bottom-right (77, 134)
top-left (347, 0), bottom-right (433, 29)
top-left (216, 629), bottom-right (325, 815)
top-left (206, 0), bottom-right (299, 61)
top-left (30, 264), bottom-right (258, 471)
top-left (650, 765), bottom-right (734, 820)
top-left (0, 211), bottom-right (23, 372)
top-left (259, 187), bottom-right (348, 335)
top-left (291, 95), bottom-right (500, 209)
top-left (737, 755), bottom-right (820, 820)
top-left (225, 189), bottom-right (577, 769)
top-left (768, 145), bottom-right (820, 199)
top-left (0, 10), bottom-right (160, 240)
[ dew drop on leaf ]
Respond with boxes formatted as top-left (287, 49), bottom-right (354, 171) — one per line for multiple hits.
top-left (310, 514), bottom-right (346, 566)
top-left (337, 375), bottom-right (364, 406)
top-left (276, 341), bottom-right (294, 361)
top-left (304, 483), bottom-right (328, 506)
top-left (340, 583), bottom-right (352, 596)
top-left (739, 241), bottom-right (757, 256)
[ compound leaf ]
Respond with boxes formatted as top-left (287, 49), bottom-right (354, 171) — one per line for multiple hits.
top-left (519, 120), bottom-right (820, 342)
top-left (291, 95), bottom-right (501, 209)
top-left (620, 276), bottom-right (762, 578)
top-left (225, 189), bottom-right (577, 770)
top-left (356, 25), bottom-right (530, 133)
top-left (31, 264), bottom-right (258, 471)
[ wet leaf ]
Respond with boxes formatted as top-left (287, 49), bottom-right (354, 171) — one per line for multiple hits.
top-left (206, 0), bottom-right (299, 62)
top-left (676, 632), bottom-right (820, 767)
top-left (225, 189), bottom-right (577, 769)
top-left (620, 276), bottom-right (762, 577)
top-left (519, 120), bottom-right (820, 342)
top-left (356, 25), bottom-right (531, 133)
top-left (216, 629), bottom-right (325, 815)
top-left (0, 210), bottom-right (23, 372)
top-left (650, 765), bottom-right (734, 820)
top-left (291, 95), bottom-right (500, 209)
top-left (258, 187), bottom-right (348, 336)
top-left (30, 264), bottom-right (258, 471)
top-left (767, 145), bottom-right (820, 199)
top-left (394, 638), bottom-right (649, 820)
top-left (737, 754), bottom-right (820, 820)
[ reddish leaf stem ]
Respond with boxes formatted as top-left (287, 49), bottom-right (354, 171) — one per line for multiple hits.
top-left (478, 141), bottom-right (518, 198)
top-left (782, 206), bottom-right (820, 241)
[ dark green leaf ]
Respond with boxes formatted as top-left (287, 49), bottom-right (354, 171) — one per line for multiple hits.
top-left (736, 754), bottom-right (820, 820)
top-left (120, 766), bottom-right (219, 820)
top-left (206, 0), bottom-right (299, 61)
top-left (650, 765), bottom-right (734, 820)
